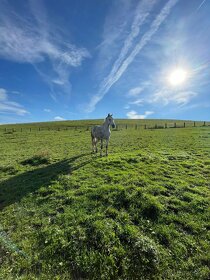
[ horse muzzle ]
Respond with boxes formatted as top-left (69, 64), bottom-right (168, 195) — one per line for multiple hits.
top-left (112, 124), bottom-right (115, 128)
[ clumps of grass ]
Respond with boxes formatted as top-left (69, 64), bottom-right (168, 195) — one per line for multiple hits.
top-left (156, 225), bottom-right (171, 247)
top-left (35, 217), bottom-right (160, 280)
top-left (126, 157), bottom-right (139, 164)
top-left (204, 159), bottom-right (210, 165)
top-left (0, 166), bottom-right (17, 175)
top-left (122, 229), bottom-right (160, 278)
top-left (104, 206), bottom-right (119, 219)
top-left (142, 197), bottom-right (163, 221)
top-left (21, 151), bottom-right (51, 166)
top-left (111, 188), bottom-right (163, 222)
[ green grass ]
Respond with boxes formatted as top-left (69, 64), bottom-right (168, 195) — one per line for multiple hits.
top-left (0, 120), bottom-right (210, 279)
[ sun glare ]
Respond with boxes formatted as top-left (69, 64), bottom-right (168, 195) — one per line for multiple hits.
top-left (168, 68), bottom-right (187, 86)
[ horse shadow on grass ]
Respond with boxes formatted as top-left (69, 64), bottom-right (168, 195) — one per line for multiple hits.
top-left (0, 153), bottom-right (92, 210)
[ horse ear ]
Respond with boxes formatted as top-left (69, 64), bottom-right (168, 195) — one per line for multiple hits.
top-left (108, 113), bottom-right (110, 117)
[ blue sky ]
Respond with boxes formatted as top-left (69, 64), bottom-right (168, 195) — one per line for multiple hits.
top-left (0, 0), bottom-right (210, 124)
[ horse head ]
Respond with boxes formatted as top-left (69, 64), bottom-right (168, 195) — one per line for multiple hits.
top-left (107, 113), bottom-right (115, 128)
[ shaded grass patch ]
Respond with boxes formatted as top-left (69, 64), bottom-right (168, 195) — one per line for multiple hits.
top-left (21, 151), bottom-right (51, 166)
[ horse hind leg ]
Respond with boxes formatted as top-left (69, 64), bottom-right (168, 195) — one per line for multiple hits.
top-left (91, 135), bottom-right (96, 153)
top-left (92, 137), bottom-right (98, 153)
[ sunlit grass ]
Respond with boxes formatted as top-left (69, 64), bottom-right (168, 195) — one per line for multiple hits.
top-left (0, 121), bottom-right (210, 279)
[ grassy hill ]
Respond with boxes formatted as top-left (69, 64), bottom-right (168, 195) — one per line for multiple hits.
top-left (0, 118), bottom-right (208, 131)
top-left (0, 120), bottom-right (210, 279)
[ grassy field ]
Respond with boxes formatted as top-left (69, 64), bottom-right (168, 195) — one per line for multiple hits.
top-left (0, 120), bottom-right (210, 279)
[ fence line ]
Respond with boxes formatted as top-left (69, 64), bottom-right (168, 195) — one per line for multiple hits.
top-left (0, 121), bottom-right (209, 133)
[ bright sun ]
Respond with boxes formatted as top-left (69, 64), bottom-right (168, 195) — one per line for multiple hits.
top-left (168, 68), bottom-right (187, 86)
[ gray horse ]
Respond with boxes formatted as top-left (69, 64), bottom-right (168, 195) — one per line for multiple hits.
top-left (91, 114), bottom-right (116, 156)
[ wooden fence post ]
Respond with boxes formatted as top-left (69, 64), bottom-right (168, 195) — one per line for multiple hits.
top-left (184, 122), bottom-right (185, 128)
top-left (135, 124), bottom-right (137, 130)
top-left (204, 121), bottom-right (206, 126)
top-left (144, 124), bottom-right (147, 129)
top-left (165, 123), bottom-right (167, 129)
top-left (194, 121), bottom-right (195, 127)
top-left (126, 124), bottom-right (127, 129)
top-left (174, 123), bottom-right (176, 128)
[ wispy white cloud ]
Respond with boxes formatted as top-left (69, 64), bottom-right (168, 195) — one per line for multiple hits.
top-left (152, 89), bottom-right (197, 105)
top-left (100, 0), bottom-right (156, 86)
top-left (95, 0), bottom-right (133, 77)
top-left (0, 1), bottom-right (89, 99)
top-left (0, 88), bottom-right (29, 116)
top-left (100, 0), bottom-right (179, 95)
top-left (11, 90), bottom-right (21, 95)
top-left (129, 98), bottom-right (144, 106)
top-left (126, 81), bottom-right (151, 107)
top-left (127, 81), bottom-right (151, 99)
top-left (54, 116), bottom-right (65, 121)
top-left (127, 110), bottom-right (154, 119)
top-left (87, 0), bottom-right (179, 112)
top-left (128, 87), bottom-right (144, 97)
top-left (124, 105), bottom-right (130, 110)
top-left (44, 108), bottom-right (51, 113)
top-left (196, 0), bottom-right (207, 12)
top-left (177, 102), bottom-right (210, 111)
top-left (0, 88), bottom-right (7, 101)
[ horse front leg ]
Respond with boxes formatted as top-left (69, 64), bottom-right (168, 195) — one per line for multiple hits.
top-left (92, 137), bottom-right (95, 153)
top-left (105, 139), bottom-right (109, 156)
top-left (95, 139), bottom-right (98, 153)
top-left (100, 139), bottom-right (103, 157)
